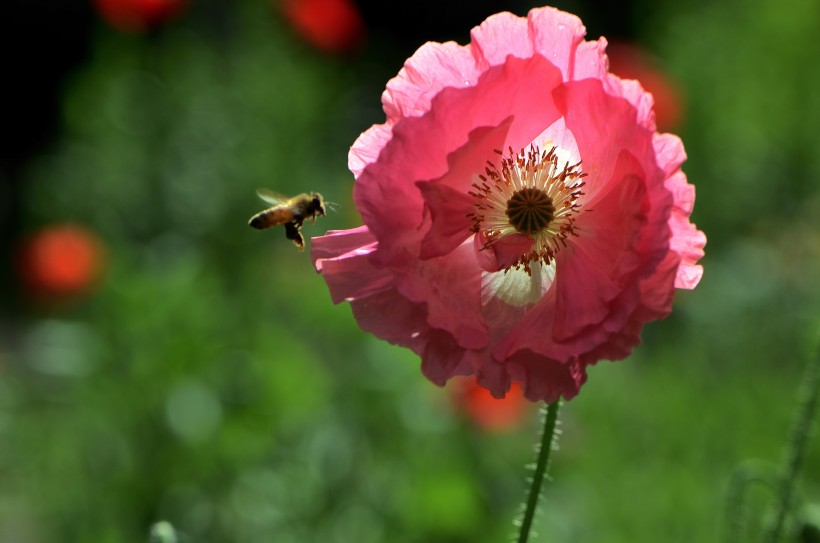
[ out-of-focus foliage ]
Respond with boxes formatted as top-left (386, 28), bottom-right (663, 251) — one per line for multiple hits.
top-left (1, 0), bottom-right (819, 542)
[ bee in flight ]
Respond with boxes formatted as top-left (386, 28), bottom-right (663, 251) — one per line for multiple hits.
top-left (248, 189), bottom-right (329, 250)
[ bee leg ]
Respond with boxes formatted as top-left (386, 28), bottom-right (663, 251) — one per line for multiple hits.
top-left (285, 222), bottom-right (305, 250)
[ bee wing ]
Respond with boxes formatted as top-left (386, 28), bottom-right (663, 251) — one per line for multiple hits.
top-left (256, 188), bottom-right (289, 206)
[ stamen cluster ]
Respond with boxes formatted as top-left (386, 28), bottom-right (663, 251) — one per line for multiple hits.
top-left (467, 145), bottom-right (587, 273)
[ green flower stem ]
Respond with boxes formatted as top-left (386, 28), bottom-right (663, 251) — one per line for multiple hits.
top-left (723, 459), bottom-right (777, 543)
top-left (517, 400), bottom-right (561, 543)
top-left (765, 341), bottom-right (820, 543)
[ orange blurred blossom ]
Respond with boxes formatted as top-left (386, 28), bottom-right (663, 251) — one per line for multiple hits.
top-left (18, 224), bottom-right (105, 298)
top-left (606, 41), bottom-right (684, 132)
top-left (280, 0), bottom-right (365, 54)
top-left (451, 378), bottom-right (532, 432)
top-left (93, 0), bottom-right (188, 33)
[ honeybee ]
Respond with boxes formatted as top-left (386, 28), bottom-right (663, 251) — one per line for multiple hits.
top-left (248, 189), bottom-right (328, 250)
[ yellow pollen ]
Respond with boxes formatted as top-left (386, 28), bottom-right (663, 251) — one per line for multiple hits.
top-left (467, 145), bottom-right (587, 274)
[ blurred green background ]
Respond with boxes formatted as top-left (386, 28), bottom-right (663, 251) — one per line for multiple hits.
top-left (2, 0), bottom-right (820, 541)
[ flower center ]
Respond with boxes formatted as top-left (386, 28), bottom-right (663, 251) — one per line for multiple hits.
top-left (468, 145), bottom-right (587, 274)
top-left (505, 187), bottom-right (555, 234)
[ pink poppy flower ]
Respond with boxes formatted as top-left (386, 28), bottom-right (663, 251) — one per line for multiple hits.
top-left (312, 6), bottom-right (706, 402)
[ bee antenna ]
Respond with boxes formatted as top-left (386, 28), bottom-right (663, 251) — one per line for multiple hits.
top-left (325, 201), bottom-right (340, 212)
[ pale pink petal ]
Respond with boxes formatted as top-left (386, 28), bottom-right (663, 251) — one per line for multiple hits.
top-left (382, 41), bottom-right (480, 121)
top-left (553, 158), bottom-right (647, 341)
top-left (633, 249), bottom-right (680, 319)
top-left (473, 232), bottom-right (535, 273)
top-left (463, 348), bottom-right (512, 399)
top-left (311, 225), bottom-right (375, 263)
top-left (420, 329), bottom-right (469, 386)
top-left (578, 318), bottom-right (644, 367)
top-left (572, 37), bottom-right (609, 80)
top-left (553, 78), bottom-right (654, 206)
top-left (527, 7), bottom-right (587, 80)
top-left (666, 170), bottom-right (696, 215)
top-left (653, 133), bottom-right (687, 175)
top-left (312, 230), bottom-right (448, 360)
top-left (470, 11), bottom-right (534, 68)
top-left (491, 296), bottom-right (573, 367)
top-left (606, 73), bottom-right (657, 131)
top-left (417, 181), bottom-right (475, 260)
top-left (574, 249), bottom-right (679, 367)
top-left (529, 117), bottom-right (580, 164)
top-left (336, 263), bottom-right (477, 382)
top-left (425, 117), bottom-right (515, 195)
top-left (669, 214), bottom-right (706, 289)
top-left (507, 351), bottom-right (586, 403)
top-left (652, 133), bottom-right (705, 289)
top-left (417, 119), bottom-right (514, 259)
top-left (311, 227), bottom-right (393, 304)
top-left (495, 56), bottom-right (564, 148)
top-left (348, 288), bottom-right (428, 351)
top-left (349, 123), bottom-right (394, 177)
top-left (552, 247), bottom-right (621, 339)
top-left (397, 241), bottom-right (489, 350)
top-left (352, 113), bottom-right (452, 266)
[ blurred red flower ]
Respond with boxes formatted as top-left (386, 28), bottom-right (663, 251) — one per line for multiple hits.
top-left (312, 7), bottom-right (705, 402)
top-left (451, 378), bottom-right (531, 432)
top-left (280, 0), bottom-right (365, 54)
top-left (93, 0), bottom-right (188, 33)
top-left (606, 41), bottom-right (684, 132)
top-left (17, 224), bottom-right (105, 298)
